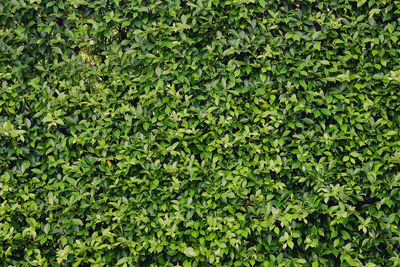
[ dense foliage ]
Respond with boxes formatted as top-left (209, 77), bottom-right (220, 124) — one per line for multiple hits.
top-left (1, 0), bottom-right (400, 266)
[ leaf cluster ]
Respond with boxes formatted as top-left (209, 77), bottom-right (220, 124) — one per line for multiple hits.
top-left (1, 0), bottom-right (400, 266)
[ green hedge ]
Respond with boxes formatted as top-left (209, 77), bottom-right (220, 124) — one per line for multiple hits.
top-left (1, 0), bottom-right (400, 266)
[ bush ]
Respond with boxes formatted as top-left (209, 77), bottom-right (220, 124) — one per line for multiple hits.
top-left (1, 0), bottom-right (400, 266)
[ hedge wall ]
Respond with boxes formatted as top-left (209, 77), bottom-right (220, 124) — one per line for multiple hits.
top-left (1, 0), bottom-right (400, 266)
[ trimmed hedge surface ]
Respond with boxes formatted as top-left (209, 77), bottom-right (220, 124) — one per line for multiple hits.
top-left (1, 0), bottom-right (400, 266)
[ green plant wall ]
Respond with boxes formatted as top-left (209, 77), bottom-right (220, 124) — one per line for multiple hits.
top-left (1, 0), bottom-right (400, 266)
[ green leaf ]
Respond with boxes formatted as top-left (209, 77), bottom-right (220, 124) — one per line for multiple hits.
top-left (72, 219), bottom-right (83, 226)
top-left (260, 73), bottom-right (266, 83)
top-left (53, 47), bottom-right (63, 54)
top-left (31, 168), bottom-right (43, 174)
top-left (21, 160), bottom-right (31, 174)
top-left (155, 67), bottom-right (162, 77)
top-left (44, 223), bottom-right (50, 235)
top-left (184, 247), bottom-right (197, 257)
top-left (344, 255), bottom-right (359, 266)
top-left (293, 34), bottom-right (301, 41)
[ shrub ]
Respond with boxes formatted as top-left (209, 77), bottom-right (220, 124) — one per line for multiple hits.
top-left (1, 0), bottom-right (400, 266)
